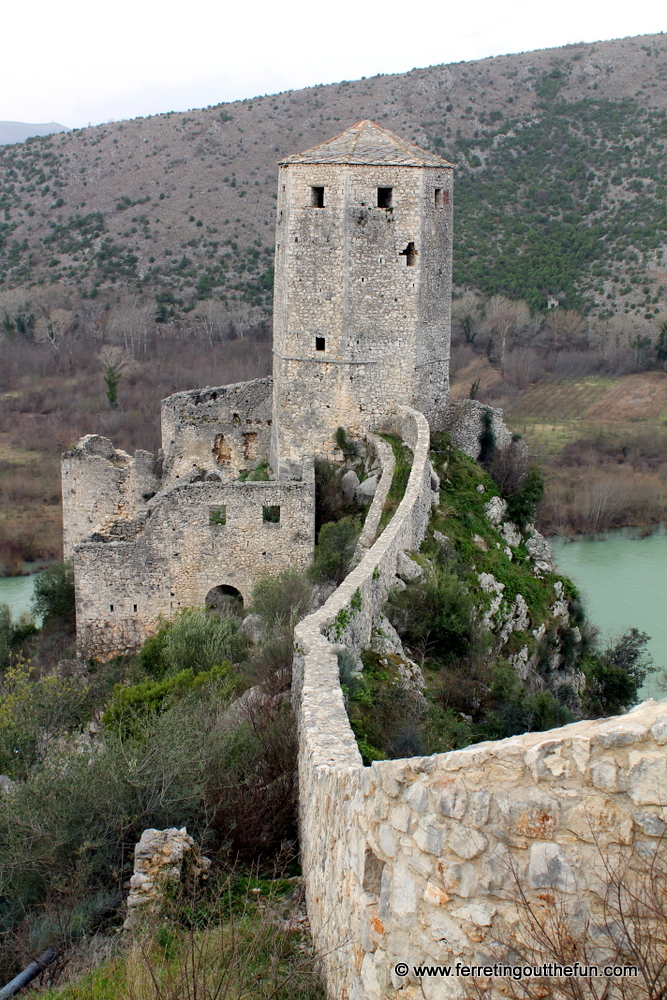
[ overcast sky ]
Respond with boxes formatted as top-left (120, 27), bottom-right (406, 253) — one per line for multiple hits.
top-left (2, 0), bottom-right (665, 129)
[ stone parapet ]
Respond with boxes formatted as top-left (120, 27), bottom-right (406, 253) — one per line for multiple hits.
top-left (293, 408), bottom-right (667, 1000)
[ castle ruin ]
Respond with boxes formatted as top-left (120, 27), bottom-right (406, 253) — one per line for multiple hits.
top-left (63, 121), bottom-right (454, 657)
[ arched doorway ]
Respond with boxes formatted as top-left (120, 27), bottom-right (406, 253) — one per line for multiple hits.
top-left (205, 585), bottom-right (244, 616)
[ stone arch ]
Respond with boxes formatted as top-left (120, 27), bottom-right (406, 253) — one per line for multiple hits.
top-left (205, 585), bottom-right (244, 616)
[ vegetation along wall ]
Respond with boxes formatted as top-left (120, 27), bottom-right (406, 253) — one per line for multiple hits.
top-left (293, 408), bottom-right (667, 1000)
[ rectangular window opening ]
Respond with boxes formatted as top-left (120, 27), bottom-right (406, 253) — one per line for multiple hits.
top-left (109, 604), bottom-right (114, 612)
top-left (400, 241), bottom-right (417, 266)
top-left (133, 604), bottom-right (138, 613)
top-left (263, 505), bottom-right (281, 524)
top-left (315, 336), bottom-right (326, 352)
top-left (209, 505), bottom-right (227, 526)
top-left (311, 186), bottom-right (324, 207)
top-left (434, 188), bottom-right (442, 208)
top-left (377, 187), bottom-right (393, 208)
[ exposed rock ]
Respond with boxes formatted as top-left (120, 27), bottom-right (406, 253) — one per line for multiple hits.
top-left (526, 526), bottom-right (554, 573)
top-left (484, 496), bottom-right (507, 526)
top-left (371, 615), bottom-right (425, 690)
top-left (476, 484), bottom-right (486, 494)
top-left (396, 551), bottom-right (423, 582)
top-left (341, 469), bottom-right (360, 499)
top-left (0, 775), bottom-right (16, 795)
top-left (356, 475), bottom-right (379, 501)
top-left (124, 828), bottom-right (211, 930)
top-left (241, 613), bottom-right (264, 643)
top-left (472, 534), bottom-right (488, 552)
top-left (433, 530), bottom-right (449, 548)
top-left (499, 521), bottom-right (522, 548)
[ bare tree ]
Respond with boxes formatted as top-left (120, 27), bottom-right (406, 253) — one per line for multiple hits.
top-left (452, 292), bottom-right (485, 346)
top-left (484, 296), bottom-right (531, 371)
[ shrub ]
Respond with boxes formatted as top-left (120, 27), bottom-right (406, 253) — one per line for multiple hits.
top-left (310, 516), bottom-right (360, 584)
top-left (314, 458), bottom-right (363, 534)
top-left (386, 564), bottom-right (487, 667)
top-left (161, 608), bottom-right (244, 676)
top-left (583, 628), bottom-right (657, 716)
top-left (138, 617), bottom-right (172, 678)
top-left (102, 663), bottom-right (237, 738)
top-left (251, 568), bottom-right (312, 635)
top-left (505, 464), bottom-right (545, 527)
top-left (31, 561), bottom-right (76, 632)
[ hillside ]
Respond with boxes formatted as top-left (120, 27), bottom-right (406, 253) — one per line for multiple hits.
top-left (1, 32), bottom-right (667, 324)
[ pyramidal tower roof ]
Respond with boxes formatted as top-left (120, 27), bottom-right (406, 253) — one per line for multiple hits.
top-left (280, 120), bottom-right (453, 168)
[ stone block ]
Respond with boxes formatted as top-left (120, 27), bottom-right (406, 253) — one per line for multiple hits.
top-left (626, 750), bottom-right (667, 805)
top-left (528, 843), bottom-right (576, 892)
top-left (447, 827), bottom-right (487, 859)
top-left (396, 550), bottom-right (423, 581)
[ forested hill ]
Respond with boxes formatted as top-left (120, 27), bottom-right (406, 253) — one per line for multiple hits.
top-left (1, 31), bottom-right (667, 326)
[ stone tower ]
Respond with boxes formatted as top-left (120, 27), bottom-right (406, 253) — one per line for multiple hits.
top-left (270, 119), bottom-right (453, 479)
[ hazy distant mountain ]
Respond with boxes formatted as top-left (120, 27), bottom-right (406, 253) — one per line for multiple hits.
top-left (0, 121), bottom-right (71, 146)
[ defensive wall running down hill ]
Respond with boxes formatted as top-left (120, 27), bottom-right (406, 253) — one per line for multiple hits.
top-left (292, 407), bottom-right (667, 1000)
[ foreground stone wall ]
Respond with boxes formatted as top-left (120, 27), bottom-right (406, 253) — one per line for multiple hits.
top-left (75, 473), bottom-right (314, 658)
top-left (293, 410), bottom-right (667, 1000)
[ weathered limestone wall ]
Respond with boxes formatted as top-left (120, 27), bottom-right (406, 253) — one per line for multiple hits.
top-left (62, 435), bottom-right (160, 558)
top-left (271, 162), bottom-right (452, 477)
top-left (293, 412), bottom-right (667, 1000)
top-left (160, 377), bottom-right (273, 485)
top-left (74, 473), bottom-right (314, 658)
top-left (445, 399), bottom-right (512, 461)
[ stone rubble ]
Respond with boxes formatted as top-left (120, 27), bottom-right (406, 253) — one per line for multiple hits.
top-left (124, 827), bottom-right (211, 930)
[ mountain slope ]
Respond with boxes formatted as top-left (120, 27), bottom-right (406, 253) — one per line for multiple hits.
top-left (1, 32), bottom-right (666, 325)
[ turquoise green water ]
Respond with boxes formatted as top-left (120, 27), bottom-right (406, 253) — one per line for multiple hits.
top-left (550, 527), bottom-right (667, 700)
top-left (0, 574), bottom-right (38, 620)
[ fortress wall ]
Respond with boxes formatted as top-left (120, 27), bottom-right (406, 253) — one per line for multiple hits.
top-left (75, 475), bottom-right (314, 659)
top-left (293, 414), bottom-right (667, 1000)
top-left (160, 377), bottom-right (273, 486)
top-left (292, 405), bottom-right (435, 998)
top-left (62, 435), bottom-right (160, 558)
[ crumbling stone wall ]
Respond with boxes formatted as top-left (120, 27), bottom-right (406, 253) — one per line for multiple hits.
top-left (75, 473), bottom-right (314, 659)
top-left (293, 409), bottom-right (667, 1000)
top-left (161, 377), bottom-right (273, 486)
top-left (62, 435), bottom-right (160, 558)
top-left (445, 399), bottom-right (513, 461)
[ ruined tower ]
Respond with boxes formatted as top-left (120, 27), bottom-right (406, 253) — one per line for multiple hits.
top-left (270, 120), bottom-right (453, 479)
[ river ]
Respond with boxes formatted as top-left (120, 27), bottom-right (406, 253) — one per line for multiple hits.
top-left (0, 574), bottom-right (39, 620)
top-left (551, 526), bottom-right (667, 699)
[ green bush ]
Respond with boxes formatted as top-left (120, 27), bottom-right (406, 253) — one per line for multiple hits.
top-left (31, 561), bottom-right (76, 632)
top-left (310, 516), bottom-right (360, 584)
top-left (161, 607), bottom-right (244, 676)
top-left (138, 617), bottom-right (172, 678)
top-left (102, 663), bottom-right (237, 737)
top-left (386, 564), bottom-right (488, 667)
top-left (582, 628), bottom-right (657, 716)
top-left (251, 568), bottom-right (312, 635)
top-left (505, 465), bottom-right (545, 527)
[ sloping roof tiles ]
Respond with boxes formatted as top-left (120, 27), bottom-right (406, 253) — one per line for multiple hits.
top-left (280, 119), bottom-right (454, 168)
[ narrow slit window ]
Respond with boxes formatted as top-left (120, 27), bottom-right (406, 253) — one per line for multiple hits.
top-left (377, 187), bottom-right (393, 208)
top-left (263, 505), bottom-right (280, 523)
top-left (399, 242), bottom-right (417, 266)
top-left (109, 604), bottom-right (114, 612)
top-left (133, 604), bottom-right (138, 613)
top-left (434, 188), bottom-right (443, 208)
top-left (209, 506), bottom-right (227, 526)
top-left (315, 336), bottom-right (325, 352)
top-left (311, 186), bottom-right (324, 207)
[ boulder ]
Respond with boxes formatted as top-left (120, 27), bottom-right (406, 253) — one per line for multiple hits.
top-left (341, 469), bottom-right (360, 499)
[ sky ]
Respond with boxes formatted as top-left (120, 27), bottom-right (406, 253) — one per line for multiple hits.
top-left (1, 0), bottom-right (665, 129)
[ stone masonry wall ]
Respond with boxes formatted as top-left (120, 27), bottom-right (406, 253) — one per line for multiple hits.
top-left (293, 410), bottom-right (667, 1000)
top-left (62, 435), bottom-right (160, 558)
top-left (160, 377), bottom-right (273, 485)
top-left (271, 162), bottom-right (452, 477)
top-left (75, 473), bottom-right (314, 659)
